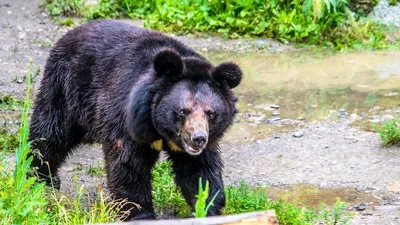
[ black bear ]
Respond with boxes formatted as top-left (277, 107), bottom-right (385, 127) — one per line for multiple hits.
top-left (29, 19), bottom-right (242, 220)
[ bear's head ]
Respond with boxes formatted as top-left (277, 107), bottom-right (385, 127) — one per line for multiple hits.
top-left (127, 48), bottom-right (242, 156)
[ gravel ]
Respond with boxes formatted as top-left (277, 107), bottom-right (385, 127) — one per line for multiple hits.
top-left (371, 0), bottom-right (400, 27)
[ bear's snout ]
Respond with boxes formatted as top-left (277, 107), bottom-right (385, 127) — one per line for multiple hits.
top-left (180, 110), bottom-right (209, 155)
top-left (191, 131), bottom-right (208, 149)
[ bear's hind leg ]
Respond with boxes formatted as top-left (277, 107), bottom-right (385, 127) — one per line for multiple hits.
top-left (29, 120), bottom-right (85, 189)
top-left (28, 90), bottom-right (85, 189)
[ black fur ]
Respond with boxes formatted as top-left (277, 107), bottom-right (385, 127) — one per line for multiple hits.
top-left (28, 19), bottom-right (242, 220)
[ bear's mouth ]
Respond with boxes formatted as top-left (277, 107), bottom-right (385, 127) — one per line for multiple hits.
top-left (182, 141), bottom-right (203, 155)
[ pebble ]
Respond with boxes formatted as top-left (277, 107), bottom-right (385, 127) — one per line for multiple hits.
top-left (268, 117), bottom-right (280, 123)
top-left (254, 39), bottom-right (267, 49)
top-left (18, 32), bottom-right (26, 40)
top-left (270, 104), bottom-right (280, 109)
top-left (382, 115), bottom-right (395, 121)
top-left (355, 203), bottom-right (369, 211)
top-left (293, 131), bottom-right (304, 138)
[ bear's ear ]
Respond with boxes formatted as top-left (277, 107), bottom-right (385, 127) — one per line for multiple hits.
top-left (212, 62), bottom-right (242, 89)
top-left (154, 48), bottom-right (183, 77)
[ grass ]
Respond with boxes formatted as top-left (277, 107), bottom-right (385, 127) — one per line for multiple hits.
top-left (0, 129), bottom-right (19, 152)
top-left (88, 163), bottom-right (106, 177)
top-left (0, 62), bottom-right (49, 224)
top-left (44, 0), bottom-right (400, 51)
top-left (152, 161), bottom-right (353, 224)
top-left (374, 117), bottom-right (400, 146)
top-left (151, 161), bottom-right (191, 217)
top-left (0, 94), bottom-right (23, 111)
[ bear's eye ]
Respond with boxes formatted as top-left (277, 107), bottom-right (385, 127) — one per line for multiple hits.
top-left (179, 109), bottom-right (190, 118)
top-left (206, 110), bottom-right (215, 119)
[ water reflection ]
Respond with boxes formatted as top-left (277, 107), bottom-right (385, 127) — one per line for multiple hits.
top-left (203, 50), bottom-right (400, 143)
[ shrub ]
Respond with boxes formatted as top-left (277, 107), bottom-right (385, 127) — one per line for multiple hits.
top-left (375, 117), bottom-right (400, 146)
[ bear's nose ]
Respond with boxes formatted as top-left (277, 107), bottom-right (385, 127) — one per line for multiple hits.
top-left (192, 131), bottom-right (208, 148)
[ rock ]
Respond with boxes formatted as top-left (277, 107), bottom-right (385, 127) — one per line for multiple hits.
top-left (268, 117), bottom-right (280, 123)
top-left (254, 104), bottom-right (274, 111)
top-left (293, 131), bottom-right (304, 138)
top-left (270, 104), bottom-right (280, 109)
top-left (254, 39), bottom-right (267, 49)
top-left (360, 211), bottom-right (373, 216)
top-left (272, 112), bottom-right (280, 116)
top-left (18, 32), bottom-right (26, 40)
top-left (382, 115), bottom-right (395, 121)
top-left (355, 203), bottom-right (369, 211)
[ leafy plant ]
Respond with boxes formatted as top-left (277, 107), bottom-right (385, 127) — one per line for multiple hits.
top-left (45, 0), bottom-right (85, 16)
top-left (192, 177), bottom-right (220, 218)
top-left (374, 117), bottom-right (400, 146)
top-left (389, 0), bottom-right (398, 6)
top-left (0, 94), bottom-right (23, 111)
top-left (0, 129), bottom-right (19, 152)
top-left (0, 61), bottom-right (49, 224)
top-left (318, 198), bottom-right (353, 225)
top-left (44, 0), bottom-right (399, 50)
top-left (88, 163), bottom-right (106, 177)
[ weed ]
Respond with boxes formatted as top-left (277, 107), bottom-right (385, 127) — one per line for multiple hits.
top-left (0, 61), bottom-right (49, 224)
top-left (45, 0), bottom-right (85, 16)
top-left (192, 177), bottom-right (220, 218)
top-left (49, 184), bottom-right (126, 224)
top-left (11, 67), bottom-right (40, 84)
top-left (0, 94), bottom-right (23, 111)
top-left (55, 17), bottom-right (76, 26)
top-left (0, 129), bottom-right (19, 152)
top-left (88, 163), bottom-right (106, 177)
top-left (318, 198), bottom-right (353, 225)
top-left (374, 117), bottom-right (400, 146)
top-left (33, 38), bottom-right (53, 47)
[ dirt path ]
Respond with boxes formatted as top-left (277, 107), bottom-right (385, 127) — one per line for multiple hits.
top-left (1, 1), bottom-right (399, 224)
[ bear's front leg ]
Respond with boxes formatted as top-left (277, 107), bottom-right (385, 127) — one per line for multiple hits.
top-left (103, 140), bottom-right (160, 221)
top-left (168, 148), bottom-right (226, 216)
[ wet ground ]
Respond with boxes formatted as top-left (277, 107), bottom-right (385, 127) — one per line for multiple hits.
top-left (0, 1), bottom-right (400, 224)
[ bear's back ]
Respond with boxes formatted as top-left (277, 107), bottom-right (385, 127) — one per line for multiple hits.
top-left (51, 19), bottom-right (202, 65)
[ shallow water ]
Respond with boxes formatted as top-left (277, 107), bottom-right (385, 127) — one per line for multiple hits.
top-left (267, 183), bottom-right (380, 209)
top-left (203, 50), bottom-right (400, 142)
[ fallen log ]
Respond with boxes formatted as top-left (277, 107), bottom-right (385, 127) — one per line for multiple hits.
top-left (96, 210), bottom-right (278, 225)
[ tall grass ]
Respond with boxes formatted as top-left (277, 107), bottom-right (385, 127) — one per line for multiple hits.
top-left (0, 62), bottom-right (49, 224)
